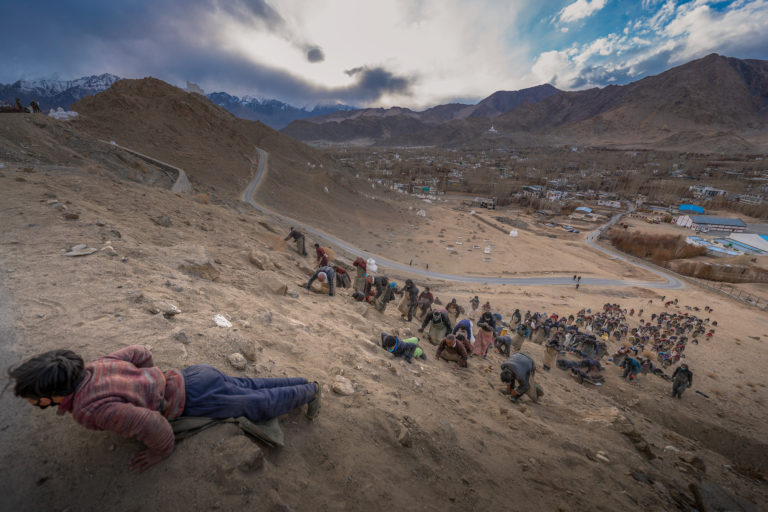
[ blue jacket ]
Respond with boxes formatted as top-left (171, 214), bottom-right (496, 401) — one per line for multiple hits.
top-left (452, 319), bottom-right (473, 340)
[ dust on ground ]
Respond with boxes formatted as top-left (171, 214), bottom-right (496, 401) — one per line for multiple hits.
top-left (1, 162), bottom-right (767, 511)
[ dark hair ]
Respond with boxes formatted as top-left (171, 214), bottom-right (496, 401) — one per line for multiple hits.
top-left (383, 335), bottom-right (397, 349)
top-left (456, 333), bottom-right (466, 342)
top-left (8, 350), bottom-right (84, 399)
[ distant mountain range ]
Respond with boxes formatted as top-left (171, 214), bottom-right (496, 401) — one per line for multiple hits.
top-left (0, 73), bottom-right (121, 112)
top-left (205, 92), bottom-right (356, 129)
top-left (5, 53), bottom-right (767, 152)
top-left (281, 54), bottom-right (768, 152)
top-left (0, 73), bottom-right (357, 129)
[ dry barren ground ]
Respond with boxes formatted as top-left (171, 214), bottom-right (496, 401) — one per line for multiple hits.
top-left (1, 163), bottom-right (767, 511)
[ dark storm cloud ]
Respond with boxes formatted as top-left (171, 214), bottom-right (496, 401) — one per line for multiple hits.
top-left (306, 47), bottom-right (325, 63)
top-left (343, 67), bottom-right (413, 100)
top-left (0, 0), bottom-right (413, 106)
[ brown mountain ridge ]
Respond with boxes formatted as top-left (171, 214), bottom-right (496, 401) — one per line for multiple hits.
top-left (281, 54), bottom-right (768, 152)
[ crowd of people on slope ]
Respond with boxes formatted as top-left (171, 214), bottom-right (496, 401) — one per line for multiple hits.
top-left (4, 227), bottom-right (716, 475)
top-left (291, 227), bottom-right (710, 403)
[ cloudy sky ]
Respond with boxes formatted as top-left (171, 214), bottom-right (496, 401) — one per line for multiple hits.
top-left (2, 0), bottom-right (767, 108)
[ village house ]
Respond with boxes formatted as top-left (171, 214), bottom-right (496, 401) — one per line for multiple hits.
top-left (675, 215), bottom-right (746, 233)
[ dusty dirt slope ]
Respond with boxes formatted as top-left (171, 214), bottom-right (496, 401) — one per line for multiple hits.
top-left (0, 122), bottom-right (767, 511)
top-left (71, 78), bottom-right (411, 239)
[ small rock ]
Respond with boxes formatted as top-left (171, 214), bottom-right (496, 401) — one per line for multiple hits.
top-left (260, 311), bottom-right (273, 324)
top-left (227, 353), bottom-right (248, 371)
top-left (286, 291), bottom-right (299, 299)
top-left (595, 452), bottom-right (610, 463)
top-left (147, 301), bottom-right (181, 318)
top-left (64, 244), bottom-right (98, 257)
top-left (101, 245), bottom-right (119, 257)
top-left (173, 331), bottom-right (189, 344)
top-left (63, 212), bottom-right (79, 220)
top-left (152, 215), bottom-right (172, 227)
top-left (332, 375), bottom-right (355, 396)
top-left (397, 428), bottom-right (412, 447)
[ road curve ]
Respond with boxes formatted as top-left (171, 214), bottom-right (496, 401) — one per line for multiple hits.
top-left (242, 146), bottom-right (683, 289)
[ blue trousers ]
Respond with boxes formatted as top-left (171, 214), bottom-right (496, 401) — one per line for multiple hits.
top-left (181, 365), bottom-right (316, 422)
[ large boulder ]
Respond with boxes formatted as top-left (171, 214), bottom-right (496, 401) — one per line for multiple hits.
top-left (248, 250), bottom-right (269, 270)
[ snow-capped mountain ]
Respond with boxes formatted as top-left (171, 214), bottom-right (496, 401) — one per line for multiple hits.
top-left (206, 91), bottom-right (357, 129)
top-left (0, 73), bottom-right (121, 111)
top-left (1, 72), bottom-right (358, 126)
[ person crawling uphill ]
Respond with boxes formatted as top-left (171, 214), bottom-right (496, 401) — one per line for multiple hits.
top-left (380, 333), bottom-right (427, 363)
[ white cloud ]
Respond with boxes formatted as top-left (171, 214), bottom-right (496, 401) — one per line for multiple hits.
top-left (534, 0), bottom-right (768, 91)
top-left (557, 0), bottom-right (608, 24)
top-left (217, 0), bottom-right (535, 107)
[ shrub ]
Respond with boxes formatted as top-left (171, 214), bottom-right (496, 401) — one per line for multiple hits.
top-left (607, 230), bottom-right (707, 264)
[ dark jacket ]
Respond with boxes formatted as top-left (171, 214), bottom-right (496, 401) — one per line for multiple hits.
top-left (672, 366), bottom-right (693, 385)
top-left (501, 353), bottom-right (535, 395)
top-left (284, 229), bottom-right (304, 241)
top-left (402, 281), bottom-right (419, 305)
top-left (421, 309), bottom-right (452, 331)
top-left (381, 333), bottom-right (419, 363)
top-left (477, 312), bottom-right (496, 332)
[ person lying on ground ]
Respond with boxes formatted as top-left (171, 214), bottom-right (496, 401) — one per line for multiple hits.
top-left (306, 266), bottom-right (335, 297)
top-left (435, 334), bottom-right (468, 369)
top-left (572, 358), bottom-right (604, 384)
top-left (7, 345), bottom-right (320, 473)
top-left (500, 352), bottom-right (543, 404)
top-left (380, 333), bottom-right (427, 363)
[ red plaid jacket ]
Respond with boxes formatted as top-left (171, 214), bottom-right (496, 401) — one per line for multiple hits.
top-left (57, 345), bottom-right (185, 456)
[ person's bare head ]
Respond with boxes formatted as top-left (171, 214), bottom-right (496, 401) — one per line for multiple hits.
top-left (317, 272), bottom-right (327, 283)
top-left (445, 334), bottom-right (456, 346)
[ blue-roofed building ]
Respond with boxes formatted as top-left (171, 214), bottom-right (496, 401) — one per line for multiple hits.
top-left (676, 215), bottom-right (746, 233)
top-left (679, 204), bottom-right (704, 214)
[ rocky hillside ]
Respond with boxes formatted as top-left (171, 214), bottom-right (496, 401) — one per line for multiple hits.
top-left (1, 155), bottom-right (767, 511)
top-left (70, 78), bottom-right (410, 244)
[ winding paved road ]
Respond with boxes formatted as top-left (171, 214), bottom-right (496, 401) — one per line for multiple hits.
top-left (242, 147), bottom-right (683, 289)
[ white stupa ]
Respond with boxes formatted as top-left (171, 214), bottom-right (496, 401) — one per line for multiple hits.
top-left (488, 125), bottom-right (498, 134)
